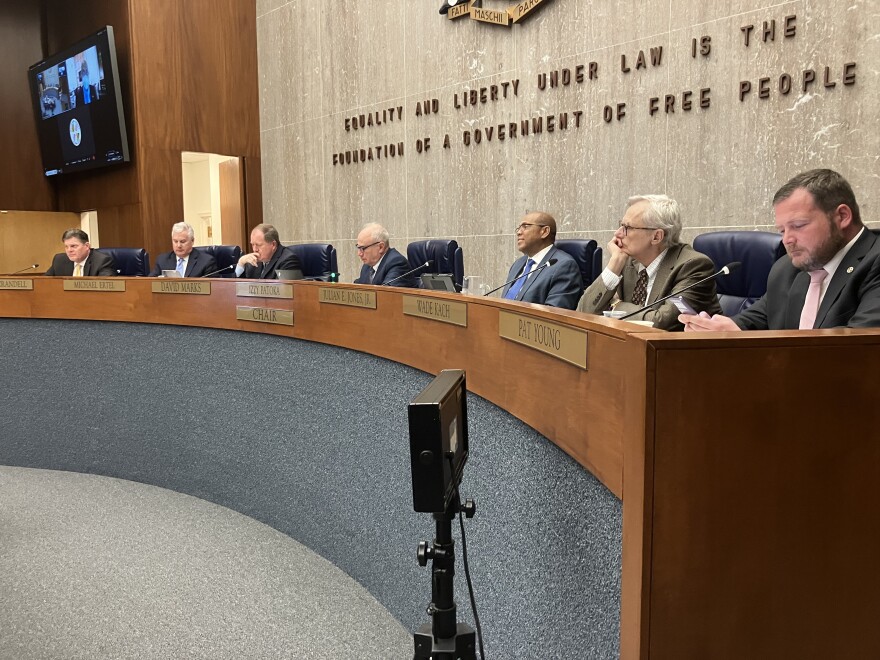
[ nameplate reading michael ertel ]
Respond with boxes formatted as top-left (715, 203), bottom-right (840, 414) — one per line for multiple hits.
top-left (235, 282), bottom-right (293, 299)
top-left (236, 306), bottom-right (294, 326)
top-left (62, 279), bottom-right (127, 292)
top-left (318, 286), bottom-right (377, 309)
top-left (498, 310), bottom-right (587, 369)
top-left (151, 281), bottom-right (211, 295)
top-left (402, 295), bottom-right (467, 327)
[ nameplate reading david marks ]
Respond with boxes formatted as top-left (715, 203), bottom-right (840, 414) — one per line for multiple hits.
top-left (235, 282), bottom-right (293, 299)
top-left (318, 286), bottom-right (377, 309)
top-left (151, 280), bottom-right (211, 295)
top-left (498, 311), bottom-right (587, 369)
top-left (402, 295), bottom-right (467, 327)
top-left (236, 306), bottom-right (294, 326)
top-left (63, 279), bottom-right (127, 292)
top-left (0, 279), bottom-right (34, 290)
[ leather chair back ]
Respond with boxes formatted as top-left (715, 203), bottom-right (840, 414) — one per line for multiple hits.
top-left (692, 231), bottom-right (786, 316)
top-left (93, 247), bottom-right (150, 277)
top-left (196, 245), bottom-right (242, 277)
top-left (553, 239), bottom-right (602, 289)
top-left (406, 239), bottom-right (465, 289)
top-left (286, 243), bottom-right (338, 280)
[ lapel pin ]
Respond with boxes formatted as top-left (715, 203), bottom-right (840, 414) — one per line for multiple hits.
top-left (847, 266), bottom-right (854, 274)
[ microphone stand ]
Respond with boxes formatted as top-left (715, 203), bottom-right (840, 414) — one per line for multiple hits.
top-left (383, 261), bottom-right (432, 286)
top-left (8, 264), bottom-right (39, 275)
top-left (619, 263), bottom-right (740, 320)
top-left (483, 260), bottom-right (554, 297)
top-left (200, 264), bottom-right (235, 278)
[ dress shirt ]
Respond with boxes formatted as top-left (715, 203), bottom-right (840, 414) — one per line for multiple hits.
top-left (600, 248), bottom-right (668, 301)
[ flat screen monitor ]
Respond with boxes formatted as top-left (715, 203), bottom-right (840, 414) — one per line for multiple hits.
top-left (27, 26), bottom-right (130, 177)
top-left (420, 273), bottom-right (458, 292)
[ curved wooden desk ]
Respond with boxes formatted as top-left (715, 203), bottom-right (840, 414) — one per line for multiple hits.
top-left (2, 276), bottom-right (879, 659)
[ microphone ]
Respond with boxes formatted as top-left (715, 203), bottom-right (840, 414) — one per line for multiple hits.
top-left (200, 264), bottom-right (235, 278)
top-left (383, 260), bottom-right (433, 286)
top-left (484, 258), bottom-right (558, 297)
top-left (9, 264), bottom-right (39, 275)
top-left (618, 262), bottom-right (742, 320)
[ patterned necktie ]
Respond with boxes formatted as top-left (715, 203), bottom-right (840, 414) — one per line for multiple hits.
top-left (176, 257), bottom-right (185, 277)
top-left (505, 258), bottom-right (535, 300)
top-left (631, 269), bottom-right (649, 306)
top-left (74, 263), bottom-right (82, 277)
top-left (799, 269), bottom-right (828, 329)
top-left (369, 267), bottom-right (376, 283)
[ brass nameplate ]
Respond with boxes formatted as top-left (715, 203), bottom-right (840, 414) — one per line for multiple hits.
top-left (508, 0), bottom-right (547, 23)
top-left (63, 279), bottom-right (127, 292)
top-left (471, 6), bottom-right (510, 26)
top-left (448, 2), bottom-right (470, 19)
top-left (236, 282), bottom-right (293, 299)
top-left (402, 295), bottom-right (467, 327)
top-left (0, 279), bottom-right (34, 290)
top-left (151, 280), bottom-right (212, 295)
top-left (236, 306), bottom-right (294, 326)
top-left (318, 286), bottom-right (377, 309)
top-left (498, 310), bottom-right (587, 369)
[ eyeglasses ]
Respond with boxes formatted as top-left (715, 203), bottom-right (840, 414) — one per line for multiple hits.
top-left (515, 223), bottom-right (548, 233)
top-left (617, 224), bottom-right (656, 237)
top-left (356, 241), bottom-right (381, 252)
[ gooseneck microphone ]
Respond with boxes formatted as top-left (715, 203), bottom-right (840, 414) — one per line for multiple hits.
top-left (483, 258), bottom-right (558, 297)
top-left (200, 264), bottom-right (236, 278)
top-left (384, 260), bottom-right (433, 286)
top-left (9, 264), bottom-right (40, 275)
top-left (619, 262), bottom-right (742, 320)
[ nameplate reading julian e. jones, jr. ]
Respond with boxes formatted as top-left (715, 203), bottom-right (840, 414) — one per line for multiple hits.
top-left (498, 310), bottom-right (587, 369)
top-left (151, 280), bottom-right (212, 295)
top-left (402, 295), bottom-right (467, 327)
top-left (235, 282), bottom-right (293, 299)
top-left (318, 286), bottom-right (377, 309)
top-left (63, 279), bottom-right (127, 292)
top-left (235, 306), bottom-right (294, 326)
top-left (0, 279), bottom-right (34, 290)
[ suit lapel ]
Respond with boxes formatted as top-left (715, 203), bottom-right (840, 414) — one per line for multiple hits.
top-left (184, 252), bottom-right (196, 277)
top-left (815, 230), bottom-right (875, 327)
top-left (785, 271), bottom-right (810, 328)
top-left (519, 248), bottom-right (553, 300)
top-left (646, 246), bottom-right (680, 303)
top-left (621, 259), bottom-right (639, 301)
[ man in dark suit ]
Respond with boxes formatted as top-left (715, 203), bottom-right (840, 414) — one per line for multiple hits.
top-left (148, 222), bottom-right (217, 277)
top-left (578, 195), bottom-right (721, 330)
top-left (681, 168), bottom-right (880, 331)
top-left (353, 223), bottom-right (417, 287)
top-left (501, 212), bottom-right (583, 310)
top-left (235, 224), bottom-right (301, 279)
top-left (45, 229), bottom-right (116, 277)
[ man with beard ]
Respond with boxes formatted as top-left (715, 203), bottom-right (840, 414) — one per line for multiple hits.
top-left (680, 169), bottom-right (880, 331)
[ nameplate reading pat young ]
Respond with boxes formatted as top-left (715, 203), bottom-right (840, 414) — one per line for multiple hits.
top-left (62, 279), bottom-right (126, 292)
top-left (151, 280), bottom-right (211, 295)
top-left (498, 311), bottom-right (587, 369)
top-left (318, 286), bottom-right (377, 309)
top-left (402, 295), bottom-right (467, 327)
top-left (236, 306), bottom-right (294, 326)
top-left (235, 282), bottom-right (293, 299)
top-left (0, 279), bottom-right (34, 290)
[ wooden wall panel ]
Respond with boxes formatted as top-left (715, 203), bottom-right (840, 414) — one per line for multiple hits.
top-left (0, 210), bottom-right (79, 273)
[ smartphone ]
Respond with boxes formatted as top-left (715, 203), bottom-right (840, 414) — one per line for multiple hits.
top-left (670, 296), bottom-right (697, 315)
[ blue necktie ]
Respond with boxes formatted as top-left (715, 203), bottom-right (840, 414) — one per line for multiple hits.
top-left (505, 258), bottom-right (535, 300)
top-left (176, 257), bottom-right (185, 277)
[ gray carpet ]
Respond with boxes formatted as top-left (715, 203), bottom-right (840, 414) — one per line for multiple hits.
top-left (0, 466), bottom-right (411, 659)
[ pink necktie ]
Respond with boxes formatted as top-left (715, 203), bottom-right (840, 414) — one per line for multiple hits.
top-left (799, 269), bottom-right (828, 329)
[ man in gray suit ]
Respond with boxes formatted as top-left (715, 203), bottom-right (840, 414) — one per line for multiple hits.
top-left (681, 169), bottom-right (880, 331)
top-left (578, 195), bottom-right (721, 330)
top-left (501, 212), bottom-right (583, 310)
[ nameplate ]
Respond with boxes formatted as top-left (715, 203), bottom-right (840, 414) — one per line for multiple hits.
top-left (508, 0), bottom-right (548, 23)
top-left (235, 306), bottom-right (294, 326)
top-left (0, 279), bottom-right (34, 290)
top-left (63, 279), bottom-right (127, 292)
top-left (402, 295), bottom-right (467, 327)
top-left (498, 311), bottom-right (588, 369)
top-left (151, 280), bottom-right (212, 295)
top-left (235, 282), bottom-right (293, 299)
top-left (318, 286), bottom-right (377, 309)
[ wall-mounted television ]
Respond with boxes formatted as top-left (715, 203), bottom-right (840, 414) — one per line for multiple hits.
top-left (27, 26), bottom-right (130, 177)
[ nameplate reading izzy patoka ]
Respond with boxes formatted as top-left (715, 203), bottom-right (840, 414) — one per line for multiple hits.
top-left (235, 282), bottom-right (293, 299)
top-left (235, 306), bottom-right (293, 326)
top-left (318, 287), bottom-right (377, 309)
top-left (151, 281), bottom-right (211, 295)
top-left (62, 279), bottom-right (126, 292)
top-left (0, 279), bottom-right (34, 290)
top-left (498, 310), bottom-right (587, 369)
top-left (402, 295), bottom-right (467, 327)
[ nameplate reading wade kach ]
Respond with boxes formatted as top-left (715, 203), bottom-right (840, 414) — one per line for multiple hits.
top-left (498, 311), bottom-right (588, 369)
top-left (318, 286), bottom-right (377, 309)
top-left (235, 306), bottom-right (294, 326)
top-left (63, 279), bottom-right (127, 292)
top-left (0, 279), bottom-right (34, 290)
top-left (402, 295), bottom-right (467, 327)
top-left (151, 281), bottom-right (211, 295)
top-left (235, 282), bottom-right (293, 299)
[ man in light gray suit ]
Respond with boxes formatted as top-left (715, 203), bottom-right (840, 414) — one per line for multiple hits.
top-left (578, 194), bottom-right (721, 330)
